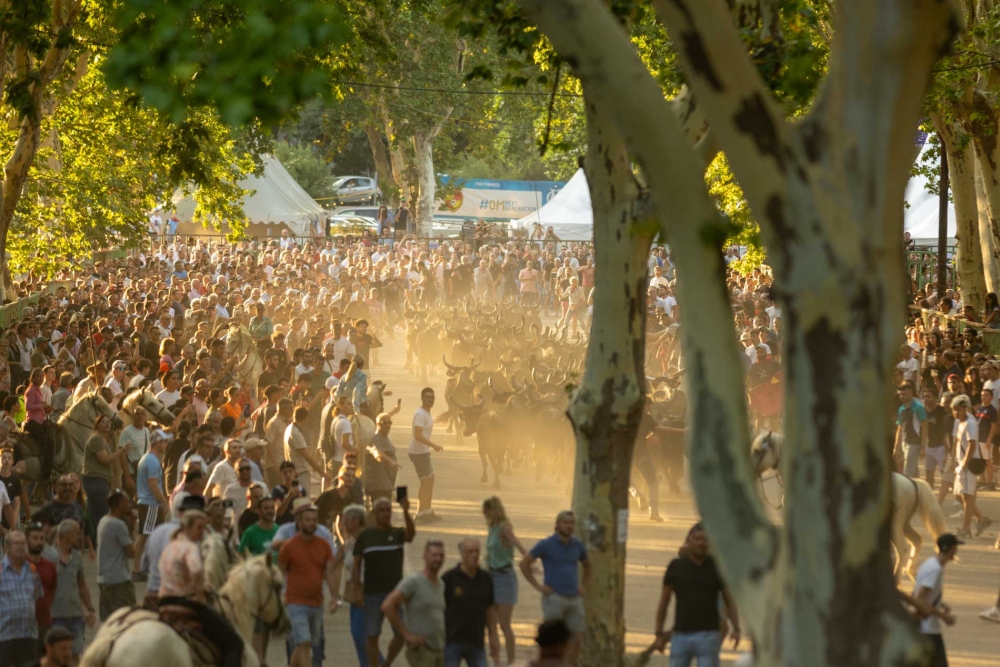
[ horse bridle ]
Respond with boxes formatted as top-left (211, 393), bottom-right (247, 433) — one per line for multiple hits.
top-left (212, 568), bottom-right (285, 632)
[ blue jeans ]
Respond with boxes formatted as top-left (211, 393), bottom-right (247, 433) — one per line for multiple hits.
top-left (444, 643), bottom-right (487, 667)
top-left (351, 604), bottom-right (383, 666)
top-left (669, 630), bottom-right (721, 667)
top-left (285, 604), bottom-right (324, 667)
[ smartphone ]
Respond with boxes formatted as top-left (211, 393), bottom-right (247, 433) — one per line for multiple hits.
top-left (397, 398), bottom-right (402, 407)
top-left (396, 486), bottom-right (408, 503)
top-left (291, 480), bottom-right (300, 487)
top-left (222, 499), bottom-right (234, 509)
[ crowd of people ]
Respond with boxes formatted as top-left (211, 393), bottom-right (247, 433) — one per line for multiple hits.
top-left (0, 224), bottom-right (985, 667)
top-left (0, 231), bottom-right (638, 667)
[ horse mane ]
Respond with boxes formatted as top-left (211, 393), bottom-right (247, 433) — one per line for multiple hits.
top-left (201, 532), bottom-right (233, 592)
top-left (57, 391), bottom-right (109, 428)
top-left (120, 388), bottom-right (143, 415)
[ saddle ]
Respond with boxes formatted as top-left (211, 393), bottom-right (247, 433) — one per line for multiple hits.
top-left (98, 607), bottom-right (221, 667)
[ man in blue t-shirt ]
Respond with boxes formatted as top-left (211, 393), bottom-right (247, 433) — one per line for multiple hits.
top-left (520, 510), bottom-right (590, 665)
top-left (133, 431), bottom-right (169, 581)
top-left (895, 380), bottom-right (928, 478)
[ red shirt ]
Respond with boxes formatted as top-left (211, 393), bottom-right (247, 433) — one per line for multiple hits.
top-left (32, 557), bottom-right (57, 626)
top-left (279, 533), bottom-right (332, 607)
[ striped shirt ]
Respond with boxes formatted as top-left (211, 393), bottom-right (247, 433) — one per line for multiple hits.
top-left (0, 557), bottom-right (43, 641)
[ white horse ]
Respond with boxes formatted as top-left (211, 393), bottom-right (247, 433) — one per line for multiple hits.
top-left (80, 553), bottom-right (286, 667)
top-left (120, 388), bottom-right (174, 428)
top-left (16, 392), bottom-right (123, 482)
top-left (751, 432), bottom-right (946, 581)
top-left (223, 324), bottom-right (263, 390)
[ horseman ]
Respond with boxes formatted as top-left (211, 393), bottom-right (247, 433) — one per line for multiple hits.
top-left (156, 502), bottom-right (244, 667)
top-left (24, 368), bottom-right (54, 480)
top-left (249, 303), bottom-right (274, 353)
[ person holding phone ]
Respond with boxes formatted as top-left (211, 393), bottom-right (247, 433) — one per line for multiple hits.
top-left (366, 410), bottom-right (403, 506)
top-left (353, 495), bottom-right (416, 667)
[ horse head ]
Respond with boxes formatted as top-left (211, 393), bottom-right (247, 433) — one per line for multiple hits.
top-left (750, 431), bottom-right (782, 475)
top-left (140, 389), bottom-right (174, 426)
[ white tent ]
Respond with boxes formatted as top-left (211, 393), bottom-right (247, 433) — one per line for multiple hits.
top-left (512, 169), bottom-right (593, 240)
top-left (903, 144), bottom-right (955, 243)
top-left (513, 158), bottom-right (951, 244)
top-left (172, 154), bottom-right (326, 237)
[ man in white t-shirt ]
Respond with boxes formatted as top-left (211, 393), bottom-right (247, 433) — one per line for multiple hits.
top-left (409, 387), bottom-right (443, 523)
top-left (983, 362), bottom-right (1000, 411)
top-left (912, 533), bottom-right (960, 666)
top-left (104, 360), bottom-right (128, 410)
top-left (649, 266), bottom-right (669, 289)
top-left (895, 344), bottom-right (920, 386)
top-left (206, 439), bottom-right (244, 498)
top-left (950, 394), bottom-right (990, 538)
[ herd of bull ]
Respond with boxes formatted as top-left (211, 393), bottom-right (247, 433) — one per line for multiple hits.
top-left (402, 298), bottom-right (689, 491)
top-left (403, 298), bottom-right (581, 487)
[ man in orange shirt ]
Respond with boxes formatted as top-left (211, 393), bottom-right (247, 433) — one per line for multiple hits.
top-left (279, 501), bottom-right (338, 667)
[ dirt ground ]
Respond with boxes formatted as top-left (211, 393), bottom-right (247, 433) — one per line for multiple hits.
top-left (77, 336), bottom-right (1000, 666)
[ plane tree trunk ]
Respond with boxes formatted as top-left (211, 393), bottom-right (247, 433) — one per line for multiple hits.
top-left (516, 1), bottom-right (957, 666)
top-left (934, 112), bottom-right (987, 309)
top-left (412, 122), bottom-right (450, 237)
top-left (568, 94), bottom-right (653, 667)
top-left (956, 89), bottom-right (1000, 301)
top-left (364, 119), bottom-right (399, 208)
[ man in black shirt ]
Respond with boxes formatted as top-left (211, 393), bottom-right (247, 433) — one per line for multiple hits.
top-left (442, 538), bottom-right (500, 667)
top-left (923, 389), bottom-right (952, 490)
top-left (652, 523), bottom-right (739, 665)
top-left (353, 496), bottom-right (416, 667)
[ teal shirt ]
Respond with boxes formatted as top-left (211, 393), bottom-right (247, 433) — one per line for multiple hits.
top-left (487, 523), bottom-right (513, 570)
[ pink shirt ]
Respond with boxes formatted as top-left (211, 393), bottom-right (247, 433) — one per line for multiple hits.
top-left (158, 534), bottom-right (203, 599)
top-left (25, 385), bottom-right (45, 424)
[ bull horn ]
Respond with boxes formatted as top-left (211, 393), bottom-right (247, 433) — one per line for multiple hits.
top-left (531, 367), bottom-right (540, 385)
top-left (442, 356), bottom-right (460, 372)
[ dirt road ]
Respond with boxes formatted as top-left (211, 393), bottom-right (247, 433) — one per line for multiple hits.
top-left (77, 337), bottom-right (1000, 666)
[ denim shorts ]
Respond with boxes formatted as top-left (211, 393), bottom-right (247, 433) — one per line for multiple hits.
top-left (669, 630), bottom-right (721, 667)
top-left (365, 592), bottom-right (400, 638)
top-left (286, 603), bottom-right (324, 648)
top-left (488, 566), bottom-right (518, 606)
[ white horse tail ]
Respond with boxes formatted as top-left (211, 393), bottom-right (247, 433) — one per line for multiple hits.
top-left (913, 477), bottom-right (947, 538)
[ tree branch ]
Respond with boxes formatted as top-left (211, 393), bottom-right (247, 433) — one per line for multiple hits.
top-left (516, 0), bottom-right (778, 632)
top-left (653, 0), bottom-right (790, 208)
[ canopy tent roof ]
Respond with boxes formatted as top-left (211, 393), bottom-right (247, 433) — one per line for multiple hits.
top-left (903, 144), bottom-right (956, 243)
top-left (511, 155), bottom-right (951, 245)
top-left (171, 154), bottom-right (325, 237)
top-left (511, 169), bottom-right (593, 240)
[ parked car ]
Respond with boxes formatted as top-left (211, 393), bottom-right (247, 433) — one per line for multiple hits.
top-left (327, 215), bottom-right (379, 236)
top-left (332, 206), bottom-right (382, 219)
top-left (331, 176), bottom-right (380, 205)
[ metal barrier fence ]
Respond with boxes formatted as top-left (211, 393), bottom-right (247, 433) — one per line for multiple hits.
top-left (0, 280), bottom-right (72, 330)
top-left (909, 306), bottom-right (1000, 355)
top-left (907, 244), bottom-right (957, 291)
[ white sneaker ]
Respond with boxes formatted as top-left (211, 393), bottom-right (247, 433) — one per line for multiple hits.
top-left (979, 606), bottom-right (1000, 623)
